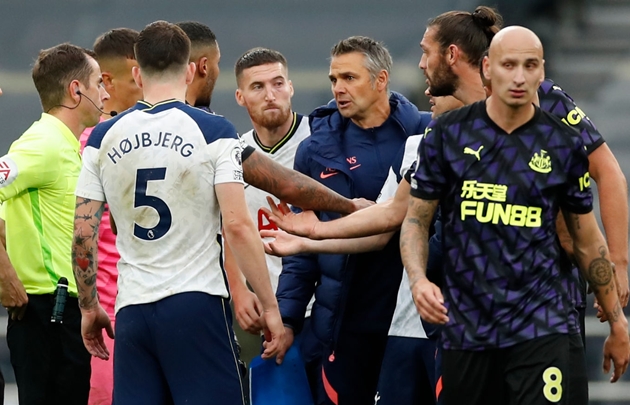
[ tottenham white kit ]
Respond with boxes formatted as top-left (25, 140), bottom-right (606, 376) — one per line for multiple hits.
top-left (77, 100), bottom-right (243, 313)
top-left (241, 113), bottom-right (310, 294)
top-left (378, 134), bottom-right (428, 339)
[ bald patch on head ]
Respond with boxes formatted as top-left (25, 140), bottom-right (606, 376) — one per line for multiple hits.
top-left (489, 26), bottom-right (543, 59)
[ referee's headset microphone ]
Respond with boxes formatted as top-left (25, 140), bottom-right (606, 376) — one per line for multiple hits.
top-left (43, 88), bottom-right (118, 116)
top-left (75, 89), bottom-right (118, 117)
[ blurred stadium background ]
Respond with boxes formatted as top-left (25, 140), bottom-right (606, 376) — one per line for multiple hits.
top-left (0, 0), bottom-right (629, 403)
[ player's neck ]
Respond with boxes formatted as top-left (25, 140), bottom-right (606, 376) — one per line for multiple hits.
top-left (252, 112), bottom-right (295, 148)
top-left (485, 95), bottom-right (535, 134)
top-left (142, 82), bottom-right (187, 105)
top-left (454, 71), bottom-right (486, 106)
top-left (350, 95), bottom-right (390, 129)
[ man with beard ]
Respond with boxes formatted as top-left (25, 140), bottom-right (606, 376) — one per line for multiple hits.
top-left (176, 21), bottom-right (221, 112)
top-left (229, 48), bottom-right (320, 397)
top-left (230, 48), bottom-right (312, 333)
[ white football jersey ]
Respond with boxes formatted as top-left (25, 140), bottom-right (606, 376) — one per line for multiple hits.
top-left (77, 100), bottom-right (244, 313)
top-left (241, 113), bottom-right (310, 294)
top-left (378, 134), bottom-right (429, 339)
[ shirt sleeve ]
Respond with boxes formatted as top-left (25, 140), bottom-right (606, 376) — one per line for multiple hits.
top-left (539, 83), bottom-right (604, 154)
top-left (0, 137), bottom-right (60, 203)
top-left (211, 138), bottom-right (244, 185)
top-left (410, 120), bottom-right (446, 200)
top-left (560, 135), bottom-right (593, 214)
top-left (75, 146), bottom-right (106, 201)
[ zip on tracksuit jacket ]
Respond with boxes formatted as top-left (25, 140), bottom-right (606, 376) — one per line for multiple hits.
top-left (277, 92), bottom-right (432, 349)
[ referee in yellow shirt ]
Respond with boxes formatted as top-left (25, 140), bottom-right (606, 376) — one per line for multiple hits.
top-left (0, 43), bottom-right (109, 405)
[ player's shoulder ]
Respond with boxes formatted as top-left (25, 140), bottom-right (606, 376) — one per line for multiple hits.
top-left (13, 115), bottom-right (68, 153)
top-left (434, 101), bottom-right (482, 126)
top-left (240, 128), bottom-right (255, 145)
top-left (171, 103), bottom-right (239, 145)
top-left (86, 107), bottom-right (136, 150)
top-left (537, 78), bottom-right (572, 101)
top-left (538, 108), bottom-right (584, 146)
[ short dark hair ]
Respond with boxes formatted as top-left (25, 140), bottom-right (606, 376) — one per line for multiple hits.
top-left (331, 36), bottom-right (392, 86)
top-left (234, 47), bottom-right (287, 85)
top-left (428, 6), bottom-right (503, 68)
top-left (93, 28), bottom-right (139, 61)
top-left (135, 21), bottom-right (191, 76)
top-left (175, 21), bottom-right (217, 48)
top-left (32, 43), bottom-right (95, 112)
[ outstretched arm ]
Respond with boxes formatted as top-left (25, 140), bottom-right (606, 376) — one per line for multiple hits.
top-left (261, 229), bottom-right (393, 257)
top-left (563, 210), bottom-right (630, 382)
top-left (72, 197), bottom-right (114, 360)
top-left (243, 149), bottom-right (367, 215)
top-left (589, 143), bottom-right (629, 306)
top-left (400, 196), bottom-right (447, 324)
top-left (263, 179), bottom-right (410, 239)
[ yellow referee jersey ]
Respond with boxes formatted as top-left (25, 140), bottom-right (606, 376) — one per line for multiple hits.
top-left (0, 113), bottom-right (81, 296)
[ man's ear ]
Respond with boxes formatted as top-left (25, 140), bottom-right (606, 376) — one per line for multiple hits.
top-left (197, 56), bottom-right (208, 77)
top-left (132, 66), bottom-right (143, 89)
top-left (375, 70), bottom-right (389, 92)
top-left (185, 62), bottom-right (196, 85)
top-left (102, 72), bottom-right (114, 91)
top-left (235, 88), bottom-right (245, 107)
top-left (447, 44), bottom-right (461, 66)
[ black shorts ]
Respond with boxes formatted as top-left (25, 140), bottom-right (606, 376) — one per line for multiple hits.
top-left (442, 334), bottom-right (572, 405)
top-left (567, 333), bottom-right (588, 405)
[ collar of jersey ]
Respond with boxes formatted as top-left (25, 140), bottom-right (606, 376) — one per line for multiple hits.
top-left (135, 99), bottom-right (183, 114)
top-left (40, 113), bottom-right (80, 152)
top-left (480, 99), bottom-right (542, 135)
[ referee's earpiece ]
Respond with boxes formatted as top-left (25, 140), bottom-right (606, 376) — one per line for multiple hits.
top-left (75, 89), bottom-right (81, 95)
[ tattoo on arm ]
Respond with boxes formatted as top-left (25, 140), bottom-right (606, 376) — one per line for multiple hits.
top-left (588, 246), bottom-right (614, 288)
top-left (606, 301), bottom-right (622, 323)
top-left (400, 198), bottom-right (438, 286)
top-left (72, 198), bottom-right (104, 309)
top-left (243, 150), bottom-right (354, 214)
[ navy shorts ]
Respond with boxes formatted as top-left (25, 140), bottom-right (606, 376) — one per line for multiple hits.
top-left (376, 336), bottom-right (437, 405)
top-left (114, 292), bottom-right (245, 405)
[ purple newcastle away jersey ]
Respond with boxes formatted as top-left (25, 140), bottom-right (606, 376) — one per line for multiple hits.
top-left (410, 100), bottom-right (593, 350)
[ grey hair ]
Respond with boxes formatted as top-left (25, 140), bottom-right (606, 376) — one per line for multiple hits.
top-left (331, 36), bottom-right (392, 90)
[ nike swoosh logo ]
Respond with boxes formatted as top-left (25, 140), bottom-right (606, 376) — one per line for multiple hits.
top-left (349, 164), bottom-right (361, 170)
top-left (320, 171), bottom-right (339, 179)
top-left (244, 184), bottom-right (251, 189)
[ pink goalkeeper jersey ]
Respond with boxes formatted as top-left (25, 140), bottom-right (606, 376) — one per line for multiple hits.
top-left (80, 120), bottom-right (118, 319)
